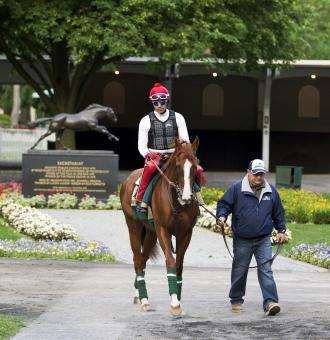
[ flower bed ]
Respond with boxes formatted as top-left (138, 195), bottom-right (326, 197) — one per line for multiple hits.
top-left (0, 238), bottom-right (115, 262)
top-left (0, 190), bottom-right (122, 210)
top-left (200, 187), bottom-right (330, 224)
top-left (278, 189), bottom-right (330, 224)
top-left (286, 244), bottom-right (330, 269)
top-left (0, 201), bottom-right (77, 240)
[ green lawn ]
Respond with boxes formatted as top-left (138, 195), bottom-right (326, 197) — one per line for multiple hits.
top-left (282, 223), bottom-right (330, 253)
top-left (0, 316), bottom-right (24, 340)
top-left (322, 193), bottom-right (330, 201)
top-left (0, 218), bottom-right (27, 241)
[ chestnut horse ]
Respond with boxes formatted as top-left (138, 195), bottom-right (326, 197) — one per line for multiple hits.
top-left (120, 137), bottom-right (200, 316)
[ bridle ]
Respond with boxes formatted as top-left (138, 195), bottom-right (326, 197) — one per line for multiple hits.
top-left (150, 155), bottom-right (196, 205)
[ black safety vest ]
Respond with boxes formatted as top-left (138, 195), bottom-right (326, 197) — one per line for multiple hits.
top-left (147, 110), bottom-right (179, 150)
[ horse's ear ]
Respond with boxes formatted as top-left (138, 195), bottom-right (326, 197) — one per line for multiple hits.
top-left (175, 138), bottom-right (182, 149)
top-left (192, 136), bottom-right (199, 152)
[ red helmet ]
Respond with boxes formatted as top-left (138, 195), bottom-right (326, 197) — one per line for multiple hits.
top-left (149, 83), bottom-right (170, 101)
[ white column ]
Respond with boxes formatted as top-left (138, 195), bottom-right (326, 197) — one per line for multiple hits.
top-left (262, 68), bottom-right (272, 171)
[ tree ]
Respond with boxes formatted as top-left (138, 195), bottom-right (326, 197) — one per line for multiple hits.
top-left (298, 0), bottom-right (330, 59)
top-left (0, 0), bottom-right (307, 115)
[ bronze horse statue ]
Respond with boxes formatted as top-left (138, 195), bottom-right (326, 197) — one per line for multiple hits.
top-left (120, 137), bottom-right (200, 316)
top-left (29, 104), bottom-right (119, 149)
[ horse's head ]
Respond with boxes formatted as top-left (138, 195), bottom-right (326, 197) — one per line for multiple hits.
top-left (173, 136), bottom-right (199, 205)
top-left (84, 104), bottom-right (118, 123)
top-left (104, 106), bottom-right (118, 123)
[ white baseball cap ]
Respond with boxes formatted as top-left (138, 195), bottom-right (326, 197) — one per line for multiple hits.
top-left (248, 159), bottom-right (266, 174)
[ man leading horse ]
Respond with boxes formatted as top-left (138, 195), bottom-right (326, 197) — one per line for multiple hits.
top-left (136, 82), bottom-right (204, 212)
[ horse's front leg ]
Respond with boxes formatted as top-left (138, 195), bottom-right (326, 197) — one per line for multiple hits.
top-left (156, 225), bottom-right (182, 316)
top-left (91, 124), bottom-right (119, 141)
top-left (175, 229), bottom-right (193, 303)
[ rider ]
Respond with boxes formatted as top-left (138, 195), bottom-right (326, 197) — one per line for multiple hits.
top-left (136, 82), bottom-right (204, 212)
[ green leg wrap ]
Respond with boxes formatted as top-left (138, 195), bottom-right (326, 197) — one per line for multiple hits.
top-left (136, 272), bottom-right (148, 299)
top-left (167, 267), bottom-right (178, 296)
top-left (177, 275), bottom-right (182, 301)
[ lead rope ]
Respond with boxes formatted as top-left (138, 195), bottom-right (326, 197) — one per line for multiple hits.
top-left (195, 199), bottom-right (283, 269)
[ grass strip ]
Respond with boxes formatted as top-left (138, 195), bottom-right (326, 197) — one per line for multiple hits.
top-left (0, 315), bottom-right (25, 340)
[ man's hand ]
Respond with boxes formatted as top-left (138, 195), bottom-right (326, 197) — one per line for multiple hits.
top-left (216, 216), bottom-right (226, 228)
top-left (276, 232), bottom-right (286, 244)
top-left (145, 152), bottom-right (158, 160)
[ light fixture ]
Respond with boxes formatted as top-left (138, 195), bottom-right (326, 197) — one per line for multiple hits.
top-left (310, 74), bottom-right (316, 79)
top-left (212, 72), bottom-right (218, 78)
top-left (114, 70), bottom-right (120, 75)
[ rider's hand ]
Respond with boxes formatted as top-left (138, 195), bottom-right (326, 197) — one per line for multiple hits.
top-left (146, 152), bottom-right (158, 160)
top-left (216, 216), bottom-right (226, 227)
top-left (276, 232), bottom-right (286, 244)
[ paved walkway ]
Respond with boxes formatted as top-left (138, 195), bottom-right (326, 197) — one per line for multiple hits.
top-left (6, 210), bottom-right (329, 340)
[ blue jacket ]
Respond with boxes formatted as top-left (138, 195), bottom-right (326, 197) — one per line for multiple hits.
top-left (216, 176), bottom-right (286, 239)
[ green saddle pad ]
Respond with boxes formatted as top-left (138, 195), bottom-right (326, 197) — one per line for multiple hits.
top-left (133, 173), bottom-right (160, 227)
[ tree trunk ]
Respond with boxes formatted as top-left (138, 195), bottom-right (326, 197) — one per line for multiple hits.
top-left (10, 85), bottom-right (21, 127)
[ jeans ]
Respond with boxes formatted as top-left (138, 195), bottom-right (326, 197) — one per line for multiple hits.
top-left (229, 234), bottom-right (278, 311)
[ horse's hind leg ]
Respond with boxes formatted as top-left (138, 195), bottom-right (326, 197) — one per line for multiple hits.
top-left (141, 229), bottom-right (158, 268)
top-left (56, 129), bottom-right (68, 150)
top-left (127, 219), bottom-right (150, 311)
top-left (30, 130), bottom-right (53, 149)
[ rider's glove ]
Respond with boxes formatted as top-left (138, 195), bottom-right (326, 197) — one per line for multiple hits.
top-left (145, 152), bottom-right (158, 160)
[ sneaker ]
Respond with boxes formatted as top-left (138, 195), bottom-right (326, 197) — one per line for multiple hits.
top-left (265, 302), bottom-right (280, 316)
top-left (136, 202), bottom-right (147, 213)
top-left (231, 303), bottom-right (242, 313)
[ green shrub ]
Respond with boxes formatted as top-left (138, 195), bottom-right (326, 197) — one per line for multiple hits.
top-left (201, 187), bottom-right (224, 205)
top-left (29, 194), bottom-right (47, 208)
top-left (0, 114), bottom-right (11, 127)
top-left (78, 195), bottom-right (97, 209)
top-left (47, 193), bottom-right (78, 209)
top-left (106, 194), bottom-right (122, 210)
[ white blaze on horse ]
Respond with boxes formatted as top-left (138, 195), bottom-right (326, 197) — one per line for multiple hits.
top-left (120, 137), bottom-right (200, 316)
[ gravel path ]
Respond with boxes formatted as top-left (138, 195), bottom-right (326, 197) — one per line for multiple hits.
top-left (1, 209), bottom-right (327, 340)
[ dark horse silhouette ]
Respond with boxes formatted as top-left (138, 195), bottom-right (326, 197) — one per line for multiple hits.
top-left (29, 103), bottom-right (119, 149)
top-left (120, 137), bottom-right (200, 316)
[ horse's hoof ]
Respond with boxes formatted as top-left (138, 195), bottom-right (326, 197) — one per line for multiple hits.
top-left (141, 303), bottom-right (150, 312)
top-left (133, 296), bottom-right (140, 305)
top-left (170, 305), bottom-right (182, 316)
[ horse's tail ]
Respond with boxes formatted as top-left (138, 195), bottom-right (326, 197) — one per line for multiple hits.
top-left (27, 118), bottom-right (53, 129)
top-left (141, 227), bottom-right (159, 261)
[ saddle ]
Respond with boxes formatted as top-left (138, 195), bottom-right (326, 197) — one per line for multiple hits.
top-left (131, 174), bottom-right (160, 225)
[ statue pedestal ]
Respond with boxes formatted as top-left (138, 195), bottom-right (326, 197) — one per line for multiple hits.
top-left (22, 150), bottom-right (118, 200)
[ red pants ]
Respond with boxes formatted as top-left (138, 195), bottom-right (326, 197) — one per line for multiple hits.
top-left (136, 154), bottom-right (204, 203)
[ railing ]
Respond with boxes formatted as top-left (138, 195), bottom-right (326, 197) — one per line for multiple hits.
top-left (0, 128), bottom-right (55, 168)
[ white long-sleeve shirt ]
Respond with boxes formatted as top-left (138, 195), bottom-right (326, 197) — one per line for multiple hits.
top-left (138, 109), bottom-right (190, 158)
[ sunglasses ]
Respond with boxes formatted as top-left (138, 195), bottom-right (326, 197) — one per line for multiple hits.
top-left (152, 99), bottom-right (167, 106)
top-left (150, 94), bottom-right (169, 101)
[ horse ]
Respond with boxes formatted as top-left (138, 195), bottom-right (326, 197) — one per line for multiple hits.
top-left (29, 103), bottom-right (119, 150)
top-left (120, 137), bottom-right (200, 316)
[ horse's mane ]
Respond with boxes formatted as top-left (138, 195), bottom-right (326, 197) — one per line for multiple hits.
top-left (164, 139), bottom-right (197, 173)
top-left (82, 103), bottom-right (104, 111)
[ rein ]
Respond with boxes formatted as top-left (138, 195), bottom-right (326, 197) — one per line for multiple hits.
top-left (196, 202), bottom-right (283, 269)
top-left (150, 158), bottom-right (176, 188)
